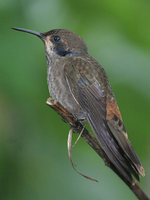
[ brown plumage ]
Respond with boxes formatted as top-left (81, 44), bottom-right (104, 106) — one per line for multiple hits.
top-left (13, 27), bottom-right (145, 191)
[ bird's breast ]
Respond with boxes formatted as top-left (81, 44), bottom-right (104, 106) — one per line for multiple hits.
top-left (47, 59), bottom-right (85, 119)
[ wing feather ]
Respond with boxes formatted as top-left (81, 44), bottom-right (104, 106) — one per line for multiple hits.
top-left (64, 58), bottom-right (144, 182)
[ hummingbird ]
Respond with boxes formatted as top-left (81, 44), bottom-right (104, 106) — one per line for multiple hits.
top-left (12, 27), bottom-right (145, 185)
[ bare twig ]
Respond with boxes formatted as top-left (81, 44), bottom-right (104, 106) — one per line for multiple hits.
top-left (67, 128), bottom-right (98, 182)
top-left (46, 97), bottom-right (150, 200)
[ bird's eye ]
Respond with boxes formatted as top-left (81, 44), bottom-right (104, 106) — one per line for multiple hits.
top-left (53, 35), bottom-right (60, 42)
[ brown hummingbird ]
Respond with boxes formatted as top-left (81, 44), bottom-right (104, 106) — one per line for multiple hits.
top-left (12, 27), bottom-right (145, 186)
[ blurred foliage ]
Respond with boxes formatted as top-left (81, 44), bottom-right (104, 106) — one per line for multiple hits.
top-left (0, 0), bottom-right (150, 199)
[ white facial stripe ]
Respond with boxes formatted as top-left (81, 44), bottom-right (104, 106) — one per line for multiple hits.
top-left (45, 37), bottom-right (54, 55)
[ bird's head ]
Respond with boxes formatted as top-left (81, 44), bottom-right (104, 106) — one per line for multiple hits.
top-left (12, 28), bottom-right (88, 57)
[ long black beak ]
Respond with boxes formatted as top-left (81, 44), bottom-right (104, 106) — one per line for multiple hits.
top-left (12, 27), bottom-right (44, 39)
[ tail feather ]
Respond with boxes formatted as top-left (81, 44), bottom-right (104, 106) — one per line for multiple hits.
top-left (88, 111), bottom-right (139, 183)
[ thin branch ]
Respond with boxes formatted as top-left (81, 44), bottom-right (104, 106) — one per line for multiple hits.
top-left (46, 97), bottom-right (150, 200)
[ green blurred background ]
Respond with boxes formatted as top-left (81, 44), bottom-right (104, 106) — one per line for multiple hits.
top-left (0, 0), bottom-right (150, 199)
